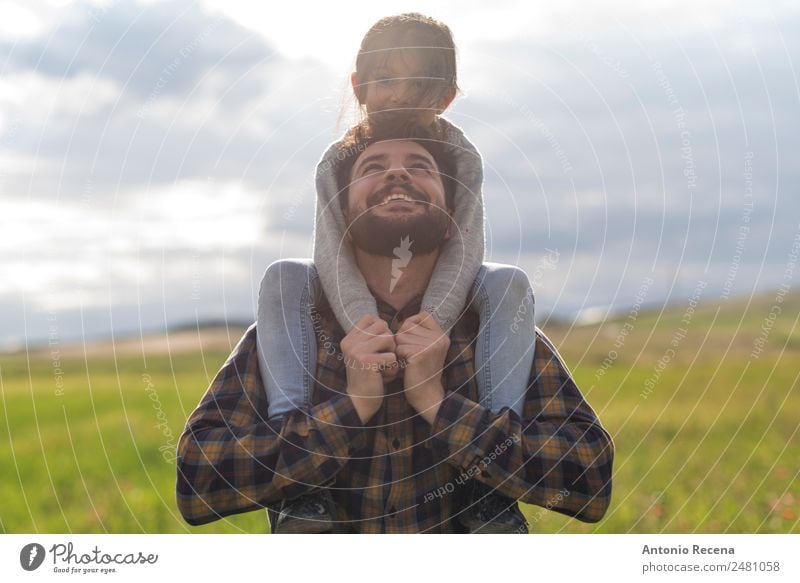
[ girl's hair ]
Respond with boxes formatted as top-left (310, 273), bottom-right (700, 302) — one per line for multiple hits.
top-left (351, 13), bottom-right (460, 120)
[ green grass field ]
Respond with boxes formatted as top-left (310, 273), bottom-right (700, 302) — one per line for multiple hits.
top-left (1, 291), bottom-right (798, 533)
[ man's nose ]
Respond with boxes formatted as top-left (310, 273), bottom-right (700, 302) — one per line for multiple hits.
top-left (385, 165), bottom-right (411, 183)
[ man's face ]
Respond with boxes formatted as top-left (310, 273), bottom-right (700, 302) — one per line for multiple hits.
top-left (345, 139), bottom-right (451, 257)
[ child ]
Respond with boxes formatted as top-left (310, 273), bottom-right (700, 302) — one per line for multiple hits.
top-left (257, 13), bottom-right (536, 534)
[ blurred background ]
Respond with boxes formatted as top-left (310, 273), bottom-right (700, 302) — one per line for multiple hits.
top-left (1, 0), bottom-right (798, 533)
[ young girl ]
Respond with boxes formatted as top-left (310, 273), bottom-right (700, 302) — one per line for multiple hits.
top-left (257, 13), bottom-right (536, 534)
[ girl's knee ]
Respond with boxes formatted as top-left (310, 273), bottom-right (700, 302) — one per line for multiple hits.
top-left (260, 259), bottom-right (316, 296)
top-left (481, 264), bottom-right (533, 306)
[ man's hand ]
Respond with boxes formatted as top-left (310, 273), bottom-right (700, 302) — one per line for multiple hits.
top-left (395, 312), bottom-right (450, 425)
top-left (340, 314), bottom-right (397, 423)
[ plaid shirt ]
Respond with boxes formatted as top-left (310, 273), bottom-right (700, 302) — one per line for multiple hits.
top-left (177, 292), bottom-right (614, 533)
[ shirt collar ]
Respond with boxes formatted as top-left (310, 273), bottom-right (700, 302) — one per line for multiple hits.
top-left (368, 287), bottom-right (424, 332)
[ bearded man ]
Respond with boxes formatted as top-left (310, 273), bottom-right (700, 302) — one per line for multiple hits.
top-left (176, 119), bottom-right (614, 533)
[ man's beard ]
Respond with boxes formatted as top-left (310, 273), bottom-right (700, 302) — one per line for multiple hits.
top-left (347, 195), bottom-right (451, 258)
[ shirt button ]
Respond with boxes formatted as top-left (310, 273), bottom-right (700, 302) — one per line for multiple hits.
top-left (392, 437), bottom-right (400, 449)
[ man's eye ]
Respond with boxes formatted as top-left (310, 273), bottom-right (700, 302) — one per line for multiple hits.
top-left (362, 164), bottom-right (383, 174)
top-left (409, 164), bottom-right (432, 174)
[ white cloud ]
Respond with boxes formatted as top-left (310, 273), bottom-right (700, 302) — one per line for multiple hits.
top-left (123, 179), bottom-right (266, 249)
top-left (2, 0), bottom-right (799, 346)
top-left (0, 2), bottom-right (45, 38)
top-left (0, 71), bottom-right (121, 121)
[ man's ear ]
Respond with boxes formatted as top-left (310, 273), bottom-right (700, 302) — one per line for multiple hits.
top-left (351, 72), bottom-right (366, 105)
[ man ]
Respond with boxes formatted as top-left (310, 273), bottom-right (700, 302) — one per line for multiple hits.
top-left (176, 120), bottom-right (614, 533)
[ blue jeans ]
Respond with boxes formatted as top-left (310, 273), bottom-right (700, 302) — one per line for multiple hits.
top-left (467, 262), bottom-right (535, 416)
top-left (256, 260), bottom-right (535, 419)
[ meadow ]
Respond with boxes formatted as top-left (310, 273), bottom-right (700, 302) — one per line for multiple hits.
top-left (1, 291), bottom-right (798, 533)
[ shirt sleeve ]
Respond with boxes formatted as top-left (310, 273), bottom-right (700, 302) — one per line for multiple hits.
top-left (429, 327), bottom-right (614, 523)
top-left (176, 324), bottom-right (368, 525)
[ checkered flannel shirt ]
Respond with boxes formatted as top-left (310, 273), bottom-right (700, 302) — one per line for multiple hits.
top-left (177, 292), bottom-right (614, 532)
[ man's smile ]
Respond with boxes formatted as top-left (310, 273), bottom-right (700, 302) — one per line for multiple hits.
top-left (368, 183), bottom-right (427, 210)
top-left (376, 192), bottom-right (417, 206)
top-left (373, 198), bottom-right (422, 213)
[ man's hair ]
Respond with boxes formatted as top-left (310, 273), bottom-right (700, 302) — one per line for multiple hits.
top-left (354, 13), bottom-right (459, 115)
top-left (335, 116), bottom-right (457, 213)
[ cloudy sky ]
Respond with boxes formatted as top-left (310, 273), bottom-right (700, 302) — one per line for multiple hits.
top-left (1, 0), bottom-right (798, 348)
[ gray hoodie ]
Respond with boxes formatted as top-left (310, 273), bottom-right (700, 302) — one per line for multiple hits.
top-left (312, 117), bottom-right (486, 333)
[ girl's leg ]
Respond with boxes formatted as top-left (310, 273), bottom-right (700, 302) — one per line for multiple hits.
top-left (256, 259), bottom-right (320, 421)
top-left (468, 262), bottom-right (536, 417)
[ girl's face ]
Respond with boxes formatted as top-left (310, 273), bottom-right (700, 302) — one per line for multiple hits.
top-left (352, 53), bottom-right (454, 125)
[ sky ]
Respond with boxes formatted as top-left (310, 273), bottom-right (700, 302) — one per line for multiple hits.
top-left (1, 0), bottom-right (798, 349)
